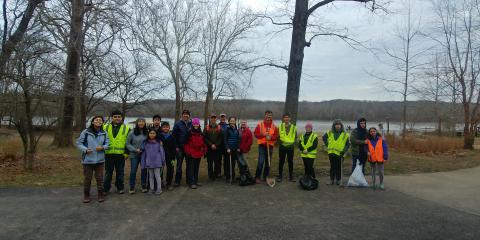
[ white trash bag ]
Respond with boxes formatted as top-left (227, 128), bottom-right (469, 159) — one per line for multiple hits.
top-left (347, 160), bottom-right (369, 187)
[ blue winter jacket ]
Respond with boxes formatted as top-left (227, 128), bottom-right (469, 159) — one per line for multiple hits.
top-left (173, 120), bottom-right (192, 149)
top-left (224, 125), bottom-right (241, 151)
top-left (76, 128), bottom-right (110, 164)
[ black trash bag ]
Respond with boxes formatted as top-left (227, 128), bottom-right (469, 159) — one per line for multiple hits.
top-left (299, 175), bottom-right (318, 191)
top-left (239, 170), bottom-right (255, 186)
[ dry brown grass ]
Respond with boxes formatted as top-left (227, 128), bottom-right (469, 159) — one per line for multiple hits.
top-left (386, 133), bottom-right (464, 154)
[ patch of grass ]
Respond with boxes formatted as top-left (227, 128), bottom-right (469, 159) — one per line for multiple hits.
top-left (1, 129), bottom-right (479, 187)
top-left (387, 133), bottom-right (464, 154)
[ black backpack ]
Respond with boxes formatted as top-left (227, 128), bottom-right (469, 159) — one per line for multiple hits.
top-left (299, 175), bottom-right (318, 191)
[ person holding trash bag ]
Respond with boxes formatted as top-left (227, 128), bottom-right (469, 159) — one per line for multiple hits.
top-left (254, 110), bottom-right (279, 184)
top-left (298, 122), bottom-right (318, 178)
top-left (76, 116), bottom-right (110, 203)
top-left (350, 118), bottom-right (368, 174)
top-left (323, 119), bottom-right (350, 186)
top-left (366, 127), bottom-right (389, 190)
top-left (224, 117), bottom-right (241, 183)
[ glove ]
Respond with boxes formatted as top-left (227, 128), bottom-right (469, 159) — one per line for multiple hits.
top-left (171, 159), bottom-right (177, 166)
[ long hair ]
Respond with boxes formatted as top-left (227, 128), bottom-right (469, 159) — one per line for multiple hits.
top-left (133, 119), bottom-right (148, 136)
top-left (88, 116), bottom-right (105, 133)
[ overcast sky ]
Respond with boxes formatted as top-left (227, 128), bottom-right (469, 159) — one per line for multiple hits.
top-left (241, 0), bottom-right (434, 102)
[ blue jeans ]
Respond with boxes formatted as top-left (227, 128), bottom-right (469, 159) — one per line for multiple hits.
top-left (255, 145), bottom-right (273, 179)
top-left (129, 156), bottom-right (147, 189)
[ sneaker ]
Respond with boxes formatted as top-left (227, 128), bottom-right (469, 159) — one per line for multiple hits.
top-left (196, 182), bottom-right (202, 187)
top-left (191, 184), bottom-right (197, 189)
top-left (167, 186), bottom-right (173, 191)
top-left (276, 177), bottom-right (282, 182)
top-left (289, 177), bottom-right (296, 182)
top-left (141, 188), bottom-right (148, 193)
top-left (129, 189), bottom-right (135, 194)
top-left (380, 184), bottom-right (385, 190)
top-left (336, 181), bottom-right (340, 186)
top-left (173, 183), bottom-right (180, 187)
top-left (327, 180), bottom-right (334, 185)
top-left (118, 189), bottom-right (125, 194)
top-left (150, 189), bottom-right (156, 194)
top-left (155, 191), bottom-right (163, 195)
top-left (255, 178), bottom-right (261, 184)
top-left (97, 191), bottom-right (105, 203)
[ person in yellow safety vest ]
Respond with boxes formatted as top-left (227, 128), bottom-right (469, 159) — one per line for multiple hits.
top-left (103, 110), bottom-right (130, 194)
top-left (298, 122), bottom-right (318, 178)
top-left (322, 119), bottom-right (350, 186)
top-left (277, 113), bottom-right (297, 182)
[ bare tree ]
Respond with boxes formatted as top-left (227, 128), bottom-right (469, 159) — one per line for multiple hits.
top-left (129, 0), bottom-right (200, 121)
top-left (432, 0), bottom-right (480, 149)
top-left (0, 0), bottom-right (44, 72)
top-left (53, 0), bottom-right (88, 147)
top-left (260, 0), bottom-right (386, 123)
top-left (7, 28), bottom-right (58, 170)
top-left (372, 0), bottom-right (427, 138)
top-left (198, 0), bottom-right (259, 126)
top-left (106, 50), bottom-right (162, 116)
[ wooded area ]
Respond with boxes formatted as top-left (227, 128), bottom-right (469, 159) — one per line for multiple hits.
top-left (1, 0), bottom-right (480, 170)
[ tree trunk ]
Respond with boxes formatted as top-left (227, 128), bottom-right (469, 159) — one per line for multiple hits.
top-left (174, 78), bottom-right (182, 121)
top-left (54, 0), bottom-right (85, 147)
top-left (0, 0), bottom-right (42, 72)
top-left (203, 82), bottom-right (214, 128)
top-left (284, 0), bottom-right (308, 124)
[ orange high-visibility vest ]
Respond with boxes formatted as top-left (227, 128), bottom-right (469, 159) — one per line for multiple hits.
top-left (367, 137), bottom-right (384, 163)
top-left (257, 121), bottom-right (276, 146)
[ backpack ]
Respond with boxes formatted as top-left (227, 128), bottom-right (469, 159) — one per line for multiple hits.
top-left (299, 175), bottom-right (318, 191)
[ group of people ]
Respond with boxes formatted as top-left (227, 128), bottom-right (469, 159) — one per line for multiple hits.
top-left (76, 109), bottom-right (389, 203)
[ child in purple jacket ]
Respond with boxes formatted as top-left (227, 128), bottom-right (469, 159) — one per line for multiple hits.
top-left (141, 129), bottom-right (166, 195)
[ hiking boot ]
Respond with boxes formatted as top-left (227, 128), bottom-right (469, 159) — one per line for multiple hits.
top-left (83, 192), bottom-right (91, 203)
top-left (191, 184), bottom-right (197, 189)
top-left (97, 191), bottom-right (105, 203)
top-left (380, 184), bottom-right (385, 190)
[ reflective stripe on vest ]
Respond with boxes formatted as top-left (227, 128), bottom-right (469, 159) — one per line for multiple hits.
top-left (367, 137), bottom-right (384, 163)
top-left (104, 124), bottom-right (129, 154)
top-left (326, 131), bottom-right (349, 156)
top-left (257, 121), bottom-right (276, 146)
top-left (300, 133), bottom-right (317, 158)
top-left (279, 123), bottom-right (296, 146)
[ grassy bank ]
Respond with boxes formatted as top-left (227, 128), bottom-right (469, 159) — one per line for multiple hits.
top-left (1, 129), bottom-right (479, 186)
